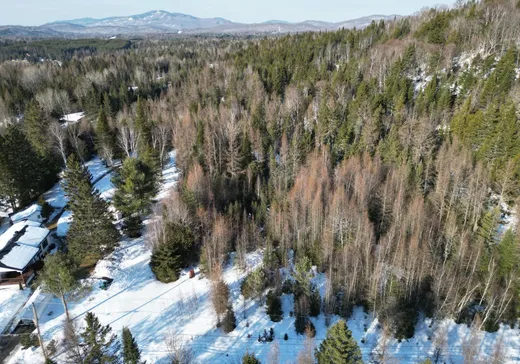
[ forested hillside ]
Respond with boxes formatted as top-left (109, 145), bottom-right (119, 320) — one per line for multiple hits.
top-left (2, 0), bottom-right (520, 361)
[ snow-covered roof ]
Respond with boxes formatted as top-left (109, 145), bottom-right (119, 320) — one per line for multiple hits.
top-left (0, 220), bottom-right (49, 272)
top-left (0, 245), bottom-right (40, 272)
top-left (60, 111), bottom-right (86, 124)
top-left (10, 204), bottom-right (43, 224)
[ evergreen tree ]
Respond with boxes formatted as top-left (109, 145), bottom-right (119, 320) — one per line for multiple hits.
top-left (242, 352), bottom-right (261, 364)
top-left (316, 320), bottom-right (363, 364)
top-left (96, 106), bottom-right (116, 164)
top-left (81, 312), bottom-right (118, 364)
top-left (63, 154), bottom-right (119, 263)
top-left (39, 252), bottom-right (78, 322)
top-left (222, 306), bottom-right (237, 333)
top-left (497, 229), bottom-right (519, 280)
top-left (24, 99), bottom-right (50, 157)
top-left (309, 286), bottom-right (321, 317)
top-left (135, 97), bottom-right (152, 155)
top-left (266, 290), bottom-right (283, 322)
top-left (150, 223), bottom-right (196, 283)
top-left (122, 327), bottom-right (144, 364)
top-left (112, 157), bottom-right (158, 237)
top-left (0, 125), bottom-right (56, 209)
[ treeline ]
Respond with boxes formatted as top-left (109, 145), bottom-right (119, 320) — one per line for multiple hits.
top-left (0, 38), bottom-right (132, 62)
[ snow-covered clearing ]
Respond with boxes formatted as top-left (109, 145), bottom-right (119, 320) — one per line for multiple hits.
top-left (6, 151), bottom-right (520, 363)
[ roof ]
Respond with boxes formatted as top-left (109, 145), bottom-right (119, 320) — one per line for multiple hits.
top-left (61, 111), bottom-right (85, 123)
top-left (10, 204), bottom-right (43, 224)
top-left (0, 220), bottom-right (49, 272)
top-left (0, 245), bottom-right (40, 272)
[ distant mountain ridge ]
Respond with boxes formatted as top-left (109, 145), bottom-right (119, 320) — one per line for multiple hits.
top-left (0, 10), bottom-right (401, 38)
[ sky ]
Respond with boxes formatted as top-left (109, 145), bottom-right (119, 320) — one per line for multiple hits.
top-left (0, 0), bottom-right (454, 26)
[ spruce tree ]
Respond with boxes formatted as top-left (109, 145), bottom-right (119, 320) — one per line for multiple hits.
top-left (150, 223), bottom-right (196, 283)
top-left (315, 320), bottom-right (363, 364)
top-left (112, 157), bottom-right (158, 237)
top-left (81, 312), bottom-right (117, 364)
top-left (63, 154), bottom-right (119, 263)
top-left (122, 327), bottom-right (143, 364)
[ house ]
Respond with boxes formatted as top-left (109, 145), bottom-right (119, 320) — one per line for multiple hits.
top-left (0, 220), bottom-right (51, 287)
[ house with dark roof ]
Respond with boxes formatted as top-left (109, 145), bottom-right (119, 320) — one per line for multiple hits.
top-left (0, 220), bottom-right (51, 287)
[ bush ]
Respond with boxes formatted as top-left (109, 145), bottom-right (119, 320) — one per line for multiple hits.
top-left (46, 339), bottom-right (57, 357)
top-left (242, 352), bottom-right (261, 364)
top-left (266, 290), bottom-right (283, 322)
top-left (281, 279), bottom-right (294, 294)
top-left (39, 197), bottom-right (54, 220)
top-left (222, 306), bottom-right (237, 333)
top-left (305, 321), bottom-right (316, 338)
top-left (150, 223), bottom-right (196, 283)
top-left (295, 315), bottom-right (307, 335)
top-left (20, 333), bottom-right (39, 349)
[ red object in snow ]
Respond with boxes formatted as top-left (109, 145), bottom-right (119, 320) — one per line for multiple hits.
top-left (189, 269), bottom-right (195, 278)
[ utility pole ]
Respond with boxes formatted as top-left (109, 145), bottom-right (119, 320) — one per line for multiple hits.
top-left (32, 302), bottom-right (48, 360)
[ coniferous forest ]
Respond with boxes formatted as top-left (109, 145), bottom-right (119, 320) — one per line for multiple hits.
top-left (2, 1), bottom-right (520, 362)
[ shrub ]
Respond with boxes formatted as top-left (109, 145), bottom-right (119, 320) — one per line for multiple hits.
top-left (242, 352), bottom-right (261, 364)
top-left (240, 267), bottom-right (266, 301)
top-left (20, 333), bottom-right (39, 349)
top-left (222, 306), bottom-right (237, 333)
top-left (266, 290), bottom-right (283, 322)
top-left (281, 279), bottom-right (294, 294)
top-left (309, 287), bottom-right (321, 317)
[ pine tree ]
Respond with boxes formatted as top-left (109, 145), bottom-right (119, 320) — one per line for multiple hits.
top-left (222, 306), bottom-right (237, 333)
top-left (81, 312), bottom-right (117, 364)
top-left (112, 157), bottom-right (158, 237)
top-left (63, 154), bottom-right (119, 263)
top-left (266, 290), bottom-right (283, 322)
top-left (315, 320), bottom-right (363, 364)
top-left (122, 327), bottom-right (143, 364)
top-left (242, 352), bottom-right (261, 364)
top-left (150, 223), bottom-right (196, 283)
top-left (39, 252), bottom-right (78, 322)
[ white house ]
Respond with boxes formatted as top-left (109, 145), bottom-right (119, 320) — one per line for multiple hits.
top-left (0, 220), bottom-right (51, 287)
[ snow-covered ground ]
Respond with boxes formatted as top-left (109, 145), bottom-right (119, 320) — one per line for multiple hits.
top-left (6, 151), bottom-right (520, 363)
